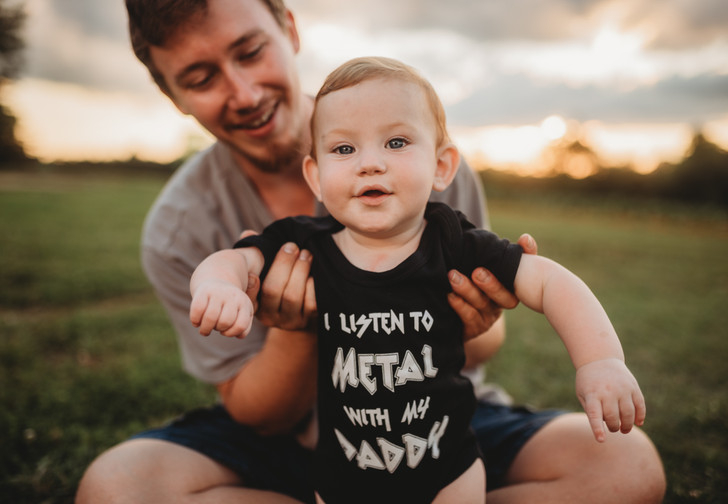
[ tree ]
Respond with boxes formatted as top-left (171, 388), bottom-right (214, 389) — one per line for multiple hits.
top-left (0, 0), bottom-right (28, 164)
top-left (669, 132), bottom-right (728, 206)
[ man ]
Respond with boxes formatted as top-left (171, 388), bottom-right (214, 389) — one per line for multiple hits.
top-left (76, 1), bottom-right (666, 502)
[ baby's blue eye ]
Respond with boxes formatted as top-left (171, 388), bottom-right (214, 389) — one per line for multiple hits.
top-left (388, 138), bottom-right (407, 149)
top-left (335, 145), bottom-right (354, 155)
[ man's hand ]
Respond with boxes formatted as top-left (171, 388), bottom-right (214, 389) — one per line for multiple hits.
top-left (448, 233), bottom-right (537, 341)
top-left (240, 231), bottom-right (317, 330)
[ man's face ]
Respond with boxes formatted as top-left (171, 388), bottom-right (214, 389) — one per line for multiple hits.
top-left (149, 0), bottom-right (309, 172)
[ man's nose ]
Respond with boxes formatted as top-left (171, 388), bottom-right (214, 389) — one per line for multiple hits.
top-left (224, 69), bottom-right (263, 110)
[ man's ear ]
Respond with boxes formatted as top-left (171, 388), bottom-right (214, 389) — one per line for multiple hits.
top-left (302, 155), bottom-right (323, 201)
top-left (432, 143), bottom-right (460, 192)
top-left (284, 9), bottom-right (301, 54)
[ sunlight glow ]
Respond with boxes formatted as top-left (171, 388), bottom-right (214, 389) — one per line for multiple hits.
top-left (452, 118), bottom-right (706, 177)
top-left (581, 121), bottom-right (694, 173)
top-left (499, 23), bottom-right (656, 88)
top-left (540, 115), bottom-right (568, 142)
top-left (5, 79), bottom-right (212, 163)
top-left (704, 117), bottom-right (728, 150)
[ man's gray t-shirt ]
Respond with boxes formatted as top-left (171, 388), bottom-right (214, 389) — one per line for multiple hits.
top-left (141, 141), bottom-right (490, 385)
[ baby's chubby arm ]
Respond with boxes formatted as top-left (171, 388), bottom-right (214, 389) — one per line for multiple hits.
top-left (514, 254), bottom-right (646, 442)
top-left (189, 247), bottom-right (265, 338)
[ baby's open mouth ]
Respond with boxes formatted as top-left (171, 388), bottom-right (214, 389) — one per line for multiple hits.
top-left (362, 189), bottom-right (386, 197)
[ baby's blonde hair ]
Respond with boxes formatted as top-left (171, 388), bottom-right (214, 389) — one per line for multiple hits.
top-left (310, 56), bottom-right (450, 158)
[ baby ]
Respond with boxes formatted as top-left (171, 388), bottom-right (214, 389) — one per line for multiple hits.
top-left (190, 56), bottom-right (645, 504)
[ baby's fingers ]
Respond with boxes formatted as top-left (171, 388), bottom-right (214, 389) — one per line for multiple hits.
top-left (189, 294), bottom-right (207, 328)
top-left (196, 296), bottom-right (224, 336)
top-left (615, 395), bottom-right (636, 434)
top-left (218, 301), bottom-right (254, 338)
top-left (602, 397), bottom-right (625, 435)
top-left (633, 389), bottom-right (647, 429)
top-left (616, 384), bottom-right (647, 434)
top-left (583, 396), bottom-right (607, 443)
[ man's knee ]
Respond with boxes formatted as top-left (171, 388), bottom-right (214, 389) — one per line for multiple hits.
top-left (76, 438), bottom-right (243, 504)
top-left (619, 428), bottom-right (666, 503)
top-left (508, 413), bottom-right (665, 503)
top-left (76, 441), bottom-right (144, 503)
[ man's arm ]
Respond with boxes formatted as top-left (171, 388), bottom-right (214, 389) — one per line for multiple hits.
top-left (216, 326), bottom-right (317, 435)
top-left (144, 243), bottom-right (317, 435)
top-left (188, 245), bottom-right (318, 434)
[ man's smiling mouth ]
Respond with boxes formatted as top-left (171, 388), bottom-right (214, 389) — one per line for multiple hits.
top-left (229, 102), bottom-right (278, 131)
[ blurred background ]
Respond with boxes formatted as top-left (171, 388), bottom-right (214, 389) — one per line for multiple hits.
top-left (2, 0), bottom-right (728, 175)
top-left (1, 0), bottom-right (726, 503)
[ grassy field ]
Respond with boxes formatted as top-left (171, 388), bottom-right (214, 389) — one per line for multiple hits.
top-left (1, 168), bottom-right (726, 503)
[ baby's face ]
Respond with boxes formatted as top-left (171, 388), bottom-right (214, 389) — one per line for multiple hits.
top-left (307, 77), bottom-right (442, 239)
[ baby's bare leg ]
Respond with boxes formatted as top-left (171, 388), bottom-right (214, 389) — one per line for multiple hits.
top-left (433, 458), bottom-right (486, 504)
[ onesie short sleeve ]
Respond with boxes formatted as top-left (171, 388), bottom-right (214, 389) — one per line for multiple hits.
top-left (426, 202), bottom-right (523, 294)
top-left (234, 215), bottom-right (342, 281)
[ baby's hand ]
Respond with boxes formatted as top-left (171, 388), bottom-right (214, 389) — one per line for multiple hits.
top-left (190, 279), bottom-right (255, 338)
top-left (575, 358), bottom-right (646, 443)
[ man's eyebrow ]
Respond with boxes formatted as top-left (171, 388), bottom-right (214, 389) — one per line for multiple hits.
top-left (174, 30), bottom-right (265, 85)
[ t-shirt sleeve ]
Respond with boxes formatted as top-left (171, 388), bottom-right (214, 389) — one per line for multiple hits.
top-left (234, 215), bottom-right (335, 282)
top-left (461, 228), bottom-right (523, 293)
top-left (434, 205), bottom-right (522, 294)
top-left (233, 225), bottom-right (287, 281)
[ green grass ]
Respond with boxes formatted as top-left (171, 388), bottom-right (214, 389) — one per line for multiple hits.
top-left (0, 170), bottom-right (218, 503)
top-left (487, 197), bottom-right (728, 503)
top-left (1, 169), bottom-right (726, 502)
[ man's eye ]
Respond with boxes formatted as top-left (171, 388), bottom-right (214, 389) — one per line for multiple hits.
top-left (187, 77), bottom-right (212, 89)
top-left (237, 43), bottom-right (265, 63)
top-left (180, 70), bottom-right (215, 90)
top-left (334, 145), bottom-right (354, 155)
top-left (387, 138), bottom-right (407, 149)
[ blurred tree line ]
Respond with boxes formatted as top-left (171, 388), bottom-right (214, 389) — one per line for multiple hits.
top-left (0, 0), bottom-right (725, 208)
top-left (0, 0), bottom-right (28, 163)
top-left (478, 132), bottom-right (728, 209)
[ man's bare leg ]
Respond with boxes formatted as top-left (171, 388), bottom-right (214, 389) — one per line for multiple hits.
top-left (486, 413), bottom-right (665, 504)
top-left (75, 439), bottom-right (304, 504)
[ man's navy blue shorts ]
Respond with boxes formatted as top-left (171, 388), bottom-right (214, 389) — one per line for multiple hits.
top-left (132, 401), bottom-right (562, 503)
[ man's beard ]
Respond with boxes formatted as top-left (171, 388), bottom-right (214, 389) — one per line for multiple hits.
top-left (229, 134), bottom-right (307, 175)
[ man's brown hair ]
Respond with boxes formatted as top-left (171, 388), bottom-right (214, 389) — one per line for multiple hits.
top-left (125, 0), bottom-right (288, 94)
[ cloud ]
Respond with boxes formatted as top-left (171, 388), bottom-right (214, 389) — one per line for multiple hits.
top-left (447, 72), bottom-right (728, 126)
top-left (21, 0), bottom-right (153, 94)
top-left (44, 0), bottom-right (128, 41)
top-left (293, 0), bottom-right (728, 48)
top-left (15, 0), bottom-right (728, 128)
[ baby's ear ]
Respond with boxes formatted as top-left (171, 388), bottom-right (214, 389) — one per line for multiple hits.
top-left (302, 155), bottom-right (323, 201)
top-left (432, 143), bottom-right (460, 192)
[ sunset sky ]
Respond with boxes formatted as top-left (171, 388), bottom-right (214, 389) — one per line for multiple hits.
top-left (4, 0), bottom-right (728, 175)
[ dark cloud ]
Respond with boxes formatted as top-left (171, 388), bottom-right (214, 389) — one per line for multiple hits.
top-left (18, 0), bottom-right (728, 127)
top-left (447, 72), bottom-right (728, 125)
top-left (46, 0), bottom-right (129, 42)
top-left (21, 0), bottom-right (150, 93)
top-left (301, 0), bottom-right (600, 42)
top-left (303, 0), bottom-right (728, 48)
